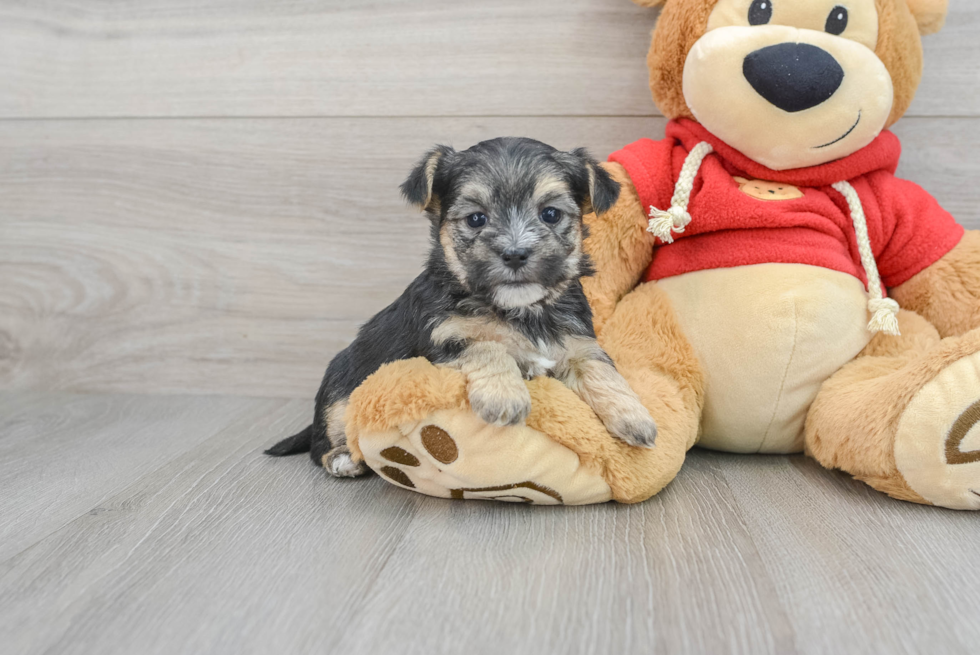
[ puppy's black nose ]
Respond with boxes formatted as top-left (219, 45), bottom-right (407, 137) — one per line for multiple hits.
top-left (743, 43), bottom-right (844, 113)
top-left (501, 248), bottom-right (530, 270)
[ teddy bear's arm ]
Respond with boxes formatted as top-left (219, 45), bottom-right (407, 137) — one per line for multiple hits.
top-left (891, 230), bottom-right (980, 338)
top-left (581, 162), bottom-right (657, 334)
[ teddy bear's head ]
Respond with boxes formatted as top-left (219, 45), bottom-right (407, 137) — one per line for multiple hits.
top-left (632, 0), bottom-right (948, 170)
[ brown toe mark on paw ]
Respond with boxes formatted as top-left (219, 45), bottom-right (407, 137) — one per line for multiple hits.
top-left (421, 425), bottom-right (458, 464)
top-left (450, 481), bottom-right (563, 504)
top-left (380, 446), bottom-right (420, 467)
top-left (379, 466), bottom-right (415, 488)
top-left (946, 400), bottom-right (980, 465)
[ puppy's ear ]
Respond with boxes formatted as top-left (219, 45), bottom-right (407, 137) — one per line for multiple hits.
top-left (401, 145), bottom-right (455, 211)
top-left (566, 148), bottom-right (621, 216)
top-left (630, 0), bottom-right (667, 7)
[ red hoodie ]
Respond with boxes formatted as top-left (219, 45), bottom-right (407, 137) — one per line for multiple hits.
top-left (608, 119), bottom-right (963, 288)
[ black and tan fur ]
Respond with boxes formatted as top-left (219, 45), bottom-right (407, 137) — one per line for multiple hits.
top-left (266, 137), bottom-right (658, 477)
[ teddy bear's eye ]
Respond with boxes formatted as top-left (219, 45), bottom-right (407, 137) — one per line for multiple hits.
top-left (748, 0), bottom-right (773, 26)
top-left (825, 6), bottom-right (848, 35)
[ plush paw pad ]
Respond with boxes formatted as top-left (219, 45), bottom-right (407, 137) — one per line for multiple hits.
top-left (895, 350), bottom-right (980, 510)
top-left (356, 410), bottom-right (614, 505)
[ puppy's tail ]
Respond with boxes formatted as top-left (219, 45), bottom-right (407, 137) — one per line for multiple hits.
top-left (264, 424), bottom-right (313, 457)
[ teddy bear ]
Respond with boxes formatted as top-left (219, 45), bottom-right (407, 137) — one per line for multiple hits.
top-left (345, 0), bottom-right (980, 510)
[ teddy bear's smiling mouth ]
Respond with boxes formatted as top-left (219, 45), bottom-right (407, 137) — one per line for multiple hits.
top-left (814, 110), bottom-right (863, 149)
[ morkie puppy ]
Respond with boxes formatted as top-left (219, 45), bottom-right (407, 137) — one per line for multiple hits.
top-left (266, 137), bottom-right (658, 477)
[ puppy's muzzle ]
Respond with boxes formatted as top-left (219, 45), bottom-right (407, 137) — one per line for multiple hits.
top-left (501, 248), bottom-right (530, 271)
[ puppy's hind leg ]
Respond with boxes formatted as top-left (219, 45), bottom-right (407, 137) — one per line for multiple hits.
top-left (319, 398), bottom-right (371, 478)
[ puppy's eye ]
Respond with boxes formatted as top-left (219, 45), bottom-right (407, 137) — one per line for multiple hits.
top-left (748, 0), bottom-right (772, 25)
top-left (540, 207), bottom-right (562, 224)
top-left (465, 212), bottom-right (487, 228)
top-left (825, 6), bottom-right (848, 35)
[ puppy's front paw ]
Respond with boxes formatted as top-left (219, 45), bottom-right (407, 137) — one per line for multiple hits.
top-left (606, 407), bottom-right (658, 449)
top-left (468, 376), bottom-right (532, 426)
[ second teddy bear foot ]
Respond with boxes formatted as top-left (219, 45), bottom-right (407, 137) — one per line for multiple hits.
top-left (894, 348), bottom-right (980, 510)
top-left (806, 318), bottom-right (980, 510)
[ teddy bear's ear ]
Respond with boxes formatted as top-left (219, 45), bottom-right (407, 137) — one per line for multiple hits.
top-left (629, 0), bottom-right (668, 6)
top-left (400, 145), bottom-right (456, 211)
top-left (906, 0), bottom-right (948, 35)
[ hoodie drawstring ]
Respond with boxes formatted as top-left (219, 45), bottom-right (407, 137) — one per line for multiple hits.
top-left (831, 181), bottom-right (901, 335)
top-left (649, 141), bottom-right (902, 336)
top-left (647, 142), bottom-right (714, 244)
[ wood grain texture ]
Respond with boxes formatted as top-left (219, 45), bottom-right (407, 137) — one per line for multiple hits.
top-left (1, 394), bottom-right (977, 655)
top-left (0, 0), bottom-right (974, 119)
top-left (0, 393), bottom-right (423, 655)
top-left (332, 453), bottom-right (796, 655)
top-left (0, 391), bottom-right (282, 562)
top-left (720, 454), bottom-right (980, 655)
top-left (2, 116), bottom-right (978, 399)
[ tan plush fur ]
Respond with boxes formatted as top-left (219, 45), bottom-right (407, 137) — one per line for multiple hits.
top-left (805, 313), bottom-right (980, 504)
top-left (550, 280), bottom-right (704, 501)
top-left (599, 281), bottom-right (705, 452)
top-left (875, 0), bottom-right (925, 128)
top-left (642, 0), bottom-right (927, 128)
top-left (906, 0), bottom-right (949, 35)
top-left (891, 230), bottom-right (980, 339)
top-left (646, 0), bottom-right (718, 121)
top-left (345, 359), bottom-right (469, 462)
top-left (581, 163), bottom-right (656, 335)
top-left (541, 277), bottom-right (705, 501)
top-left (345, 355), bottom-right (692, 503)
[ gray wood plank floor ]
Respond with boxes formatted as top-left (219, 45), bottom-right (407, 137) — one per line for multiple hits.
top-left (1, 391), bottom-right (978, 655)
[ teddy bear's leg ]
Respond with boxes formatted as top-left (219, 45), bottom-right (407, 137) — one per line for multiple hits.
top-left (891, 230), bottom-right (980, 338)
top-left (805, 310), bottom-right (980, 509)
top-left (597, 280), bottom-right (705, 472)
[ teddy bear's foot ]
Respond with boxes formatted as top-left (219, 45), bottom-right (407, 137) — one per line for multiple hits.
top-left (342, 357), bottom-right (694, 504)
top-left (893, 348), bottom-right (980, 510)
top-left (806, 313), bottom-right (980, 510)
top-left (357, 414), bottom-right (612, 505)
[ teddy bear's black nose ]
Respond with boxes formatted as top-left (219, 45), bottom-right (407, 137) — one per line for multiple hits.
top-left (743, 42), bottom-right (845, 113)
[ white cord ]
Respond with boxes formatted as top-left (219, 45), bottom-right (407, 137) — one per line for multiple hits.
top-left (832, 181), bottom-right (901, 336)
top-left (647, 141), bottom-right (714, 244)
top-left (647, 142), bottom-right (899, 337)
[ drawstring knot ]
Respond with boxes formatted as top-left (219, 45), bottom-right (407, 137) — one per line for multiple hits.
top-left (867, 297), bottom-right (901, 336)
top-left (647, 141), bottom-right (714, 244)
top-left (648, 205), bottom-right (692, 244)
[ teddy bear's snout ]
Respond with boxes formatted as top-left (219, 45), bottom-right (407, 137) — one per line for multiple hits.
top-left (742, 42), bottom-right (845, 113)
